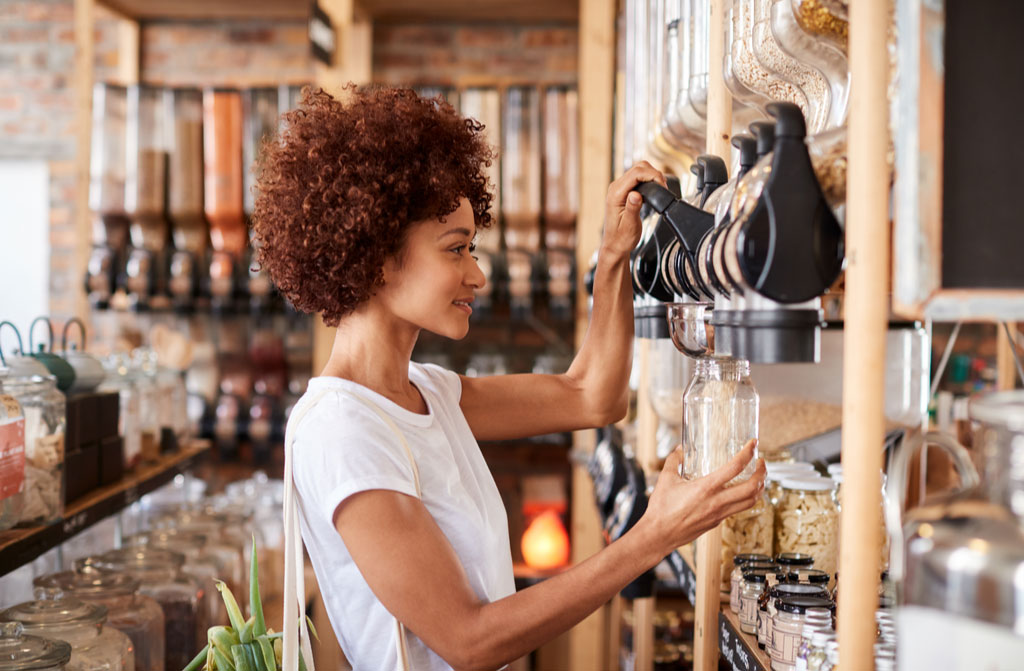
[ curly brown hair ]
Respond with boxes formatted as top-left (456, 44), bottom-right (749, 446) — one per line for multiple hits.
top-left (251, 85), bottom-right (495, 326)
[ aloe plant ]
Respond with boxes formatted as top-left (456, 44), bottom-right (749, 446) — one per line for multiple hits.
top-left (182, 539), bottom-right (317, 671)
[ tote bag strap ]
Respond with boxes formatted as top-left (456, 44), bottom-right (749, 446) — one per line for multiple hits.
top-left (283, 387), bottom-right (420, 671)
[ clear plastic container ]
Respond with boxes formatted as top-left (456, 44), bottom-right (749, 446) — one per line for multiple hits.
top-left (722, 490), bottom-right (774, 592)
top-left (0, 623), bottom-right (71, 671)
top-left (774, 477), bottom-right (839, 581)
top-left (34, 570), bottom-right (164, 671)
top-left (682, 357), bottom-right (759, 481)
top-left (752, 0), bottom-right (830, 133)
top-left (165, 88), bottom-right (205, 227)
top-left (0, 380), bottom-right (27, 531)
top-left (791, 0), bottom-right (847, 54)
top-left (0, 595), bottom-right (134, 671)
top-left (661, 11), bottom-right (703, 156)
top-left (76, 549), bottom-right (200, 671)
top-left (728, 0), bottom-right (808, 115)
top-left (3, 371), bottom-right (65, 526)
top-left (89, 84), bottom-right (128, 223)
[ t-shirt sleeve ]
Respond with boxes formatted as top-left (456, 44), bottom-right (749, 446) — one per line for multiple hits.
top-left (291, 392), bottom-right (419, 527)
top-left (415, 362), bottom-right (463, 403)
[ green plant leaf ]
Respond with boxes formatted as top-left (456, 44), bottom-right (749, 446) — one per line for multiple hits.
top-left (212, 646), bottom-right (235, 671)
top-left (257, 636), bottom-right (277, 671)
top-left (304, 615), bottom-right (319, 643)
top-left (250, 535), bottom-right (267, 637)
top-left (217, 581), bottom-right (247, 636)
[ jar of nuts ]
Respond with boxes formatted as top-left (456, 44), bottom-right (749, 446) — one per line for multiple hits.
top-left (775, 477), bottom-right (839, 582)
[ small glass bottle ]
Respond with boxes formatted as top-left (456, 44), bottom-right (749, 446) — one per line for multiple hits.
top-left (0, 593), bottom-right (134, 671)
top-left (0, 622), bottom-right (71, 671)
top-left (34, 570), bottom-right (165, 671)
top-left (730, 553), bottom-right (772, 613)
top-left (739, 571), bottom-right (767, 634)
top-left (683, 357), bottom-right (758, 482)
top-left (803, 629), bottom-right (835, 671)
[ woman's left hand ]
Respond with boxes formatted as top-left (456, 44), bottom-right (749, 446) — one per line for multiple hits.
top-left (601, 161), bottom-right (668, 258)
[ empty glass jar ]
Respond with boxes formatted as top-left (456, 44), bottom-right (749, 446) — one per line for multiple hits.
top-left (0, 623), bottom-right (71, 671)
top-left (0, 595), bottom-right (134, 671)
top-left (33, 570), bottom-right (164, 671)
top-left (683, 357), bottom-right (759, 481)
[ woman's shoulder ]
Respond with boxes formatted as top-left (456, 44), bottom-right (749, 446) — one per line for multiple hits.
top-left (409, 361), bottom-right (463, 403)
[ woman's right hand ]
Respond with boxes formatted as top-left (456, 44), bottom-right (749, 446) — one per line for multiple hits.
top-left (638, 439), bottom-right (766, 557)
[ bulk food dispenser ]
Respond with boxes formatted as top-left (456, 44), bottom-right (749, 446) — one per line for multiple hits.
top-left (166, 88), bottom-right (206, 313)
top-left (242, 87), bottom-right (280, 313)
top-left (203, 89), bottom-right (245, 313)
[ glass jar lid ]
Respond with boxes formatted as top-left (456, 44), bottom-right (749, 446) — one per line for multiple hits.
top-left (743, 571), bottom-right (767, 584)
top-left (34, 570), bottom-right (140, 599)
top-left (741, 561), bottom-right (779, 574)
top-left (76, 547), bottom-right (185, 573)
top-left (126, 530), bottom-right (207, 550)
top-left (786, 568), bottom-right (830, 584)
top-left (775, 552), bottom-right (815, 567)
top-left (734, 553), bottom-right (772, 566)
top-left (0, 623), bottom-right (72, 671)
top-left (770, 582), bottom-right (829, 599)
top-left (780, 476), bottom-right (835, 491)
top-left (777, 595), bottom-right (834, 614)
top-left (0, 596), bottom-right (106, 628)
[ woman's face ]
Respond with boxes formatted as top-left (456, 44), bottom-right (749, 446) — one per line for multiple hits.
top-left (378, 197), bottom-right (486, 339)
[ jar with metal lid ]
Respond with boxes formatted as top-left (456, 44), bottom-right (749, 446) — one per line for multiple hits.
top-left (722, 488), bottom-right (774, 593)
top-left (763, 582), bottom-right (830, 660)
top-left (0, 623), bottom-right (71, 671)
top-left (786, 568), bottom-right (829, 586)
top-left (739, 571), bottom-right (767, 634)
top-left (775, 552), bottom-right (814, 569)
top-left (774, 477), bottom-right (838, 582)
top-left (0, 371), bottom-right (27, 531)
top-left (769, 597), bottom-right (832, 670)
top-left (1, 363), bottom-right (65, 526)
top-left (76, 549), bottom-right (199, 671)
top-left (765, 462), bottom-right (815, 506)
top-left (682, 357), bottom-right (758, 482)
top-left (0, 594), bottom-right (133, 671)
top-left (730, 553), bottom-right (772, 613)
top-left (33, 570), bottom-right (164, 671)
top-left (124, 530), bottom-right (224, 631)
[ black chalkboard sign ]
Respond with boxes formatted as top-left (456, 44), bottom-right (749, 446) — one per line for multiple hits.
top-left (941, 2), bottom-right (1024, 290)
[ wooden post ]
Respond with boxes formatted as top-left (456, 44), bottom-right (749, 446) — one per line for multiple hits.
top-left (838, 0), bottom-right (890, 668)
top-left (997, 323), bottom-right (1019, 391)
top-left (692, 2), bottom-right (732, 669)
top-left (73, 0), bottom-right (97, 323)
top-left (633, 597), bottom-right (656, 671)
top-left (569, 0), bottom-right (616, 668)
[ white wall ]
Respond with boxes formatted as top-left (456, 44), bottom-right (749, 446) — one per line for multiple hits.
top-left (0, 160), bottom-right (49, 354)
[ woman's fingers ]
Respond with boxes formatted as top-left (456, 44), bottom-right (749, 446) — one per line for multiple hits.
top-left (659, 445), bottom-right (684, 482)
top-left (605, 162), bottom-right (667, 209)
top-left (705, 439), bottom-right (758, 490)
top-left (715, 460), bottom-right (766, 506)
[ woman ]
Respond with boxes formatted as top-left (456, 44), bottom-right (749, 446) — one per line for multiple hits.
top-left (253, 86), bottom-right (765, 671)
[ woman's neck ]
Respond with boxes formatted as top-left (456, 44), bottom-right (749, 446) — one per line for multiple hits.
top-left (319, 305), bottom-right (425, 411)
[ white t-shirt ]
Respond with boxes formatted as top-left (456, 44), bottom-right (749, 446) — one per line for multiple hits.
top-left (290, 362), bottom-right (516, 670)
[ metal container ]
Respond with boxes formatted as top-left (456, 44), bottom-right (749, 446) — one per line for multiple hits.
top-left (888, 392), bottom-right (1024, 669)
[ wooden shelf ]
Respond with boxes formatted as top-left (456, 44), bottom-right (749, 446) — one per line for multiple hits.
top-left (0, 440), bottom-right (211, 577)
top-left (671, 547), bottom-right (771, 671)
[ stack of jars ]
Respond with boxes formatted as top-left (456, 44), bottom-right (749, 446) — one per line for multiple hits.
top-left (75, 548), bottom-right (201, 671)
top-left (0, 592), bottom-right (134, 671)
top-left (33, 570), bottom-right (165, 671)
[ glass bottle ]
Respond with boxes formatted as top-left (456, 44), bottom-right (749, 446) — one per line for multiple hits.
top-left (128, 352), bottom-right (159, 464)
top-left (805, 630), bottom-right (835, 671)
top-left (774, 477), bottom-right (839, 581)
top-left (682, 357), bottom-right (759, 481)
top-left (34, 570), bottom-right (165, 671)
top-left (796, 626), bottom-right (833, 671)
top-left (0, 594), bottom-right (134, 671)
top-left (0, 376), bottom-right (27, 530)
top-left (3, 369), bottom-right (65, 526)
top-left (76, 548), bottom-right (200, 671)
top-left (0, 622), bottom-right (71, 671)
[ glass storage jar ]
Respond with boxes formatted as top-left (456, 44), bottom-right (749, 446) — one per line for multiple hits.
top-left (0, 623), bottom-right (71, 671)
top-left (730, 553), bottom-right (772, 613)
top-left (774, 477), bottom-right (839, 582)
top-left (721, 489), bottom-right (774, 592)
top-left (150, 509), bottom-right (247, 604)
top-left (34, 570), bottom-right (164, 671)
top-left (766, 463), bottom-right (816, 506)
top-left (769, 597), bottom-right (832, 671)
top-left (3, 368), bottom-right (65, 526)
top-left (764, 582), bottom-right (830, 661)
top-left (99, 355), bottom-right (139, 471)
top-left (76, 549), bottom-right (199, 671)
top-left (683, 357), bottom-right (758, 481)
top-left (0, 595), bottom-right (134, 671)
top-left (0, 377), bottom-right (27, 531)
top-left (739, 571), bottom-right (767, 634)
top-left (128, 353), bottom-right (159, 464)
top-left (729, 0), bottom-right (808, 114)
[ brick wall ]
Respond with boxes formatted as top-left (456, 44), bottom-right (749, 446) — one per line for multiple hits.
top-left (0, 5), bottom-right (577, 317)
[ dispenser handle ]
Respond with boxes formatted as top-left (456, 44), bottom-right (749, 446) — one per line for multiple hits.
top-left (731, 133), bottom-right (758, 173)
top-left (766, 101), bottom-right (807, 139)
top-left (61, 317), bottom-right (88, 353)
top-left (885, 430), bottom-right (980, 583)
top-left (689, 161), bottom-right (705, 192)
top-left (28, 316), bottom-right (55, 354)
top-left (697, 155), bottom-right (729, 187)
top-left (632, 181), bottom-right (678, 214)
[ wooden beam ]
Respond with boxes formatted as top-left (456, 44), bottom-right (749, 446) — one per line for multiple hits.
top-left (569, 0), bottom-right (615, 668)
top-left (997, 323), bottom-right (1020, 391)
top-left (115, 15), bottom-right (140, 86)
top-left (838, 0), bottom-right (890, 668)
top-left (633, 597), bottom-right (655, 671)
top-left (73, 0), bottom-right (96, 323)
top-left (692, 2), bottom-right (732, 669)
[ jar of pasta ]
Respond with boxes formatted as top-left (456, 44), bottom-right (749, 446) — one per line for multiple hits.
top-left (730, 554), bottom-right (772, 613)
top-left (765, 462), bottom-right (815, 506)
top-left (775, 477), bottom-right (839, 583)
top-left (721, 490), bottom-right (774, 593)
